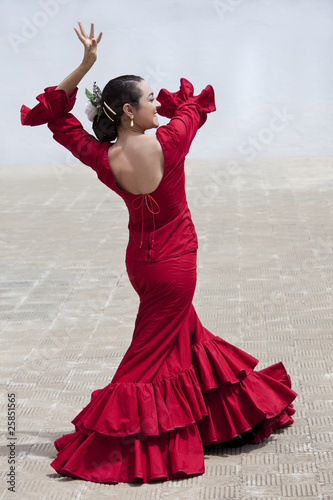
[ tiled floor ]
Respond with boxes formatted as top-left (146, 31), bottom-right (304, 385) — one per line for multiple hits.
top-left (0, 156), bottom-right (332, 499)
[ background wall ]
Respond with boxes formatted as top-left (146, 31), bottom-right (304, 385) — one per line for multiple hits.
top-left (1, 0), bottom-right (333, 166)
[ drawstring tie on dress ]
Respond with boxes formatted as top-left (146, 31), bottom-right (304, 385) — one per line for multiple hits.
top-left (131, 194), bottom-right (160, 248)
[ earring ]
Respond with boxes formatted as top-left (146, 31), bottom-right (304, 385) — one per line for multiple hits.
top-left (130, 115), bottom-right (134, 128)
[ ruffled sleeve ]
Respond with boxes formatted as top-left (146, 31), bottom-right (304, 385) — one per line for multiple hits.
top-left (157, 77), bottom-right (216, 127)
top-left (21, 87), bottom-right (114, 188)
top-left (156, 78), bottom-right (216, 166)
top-left (21, 86), bottom-right (78, 126)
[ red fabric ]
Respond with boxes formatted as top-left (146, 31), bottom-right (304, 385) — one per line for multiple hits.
top-left (21, 79), bottom-right (297, 483)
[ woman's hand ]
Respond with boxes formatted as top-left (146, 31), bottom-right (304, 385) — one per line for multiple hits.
top-left (56, 22), bottom-right (103, 95)
top-left (74, 21), bottom-right (103, 68)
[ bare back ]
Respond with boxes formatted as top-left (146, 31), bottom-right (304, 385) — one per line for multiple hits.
top-left (108, 134), bottom-right (164, 195)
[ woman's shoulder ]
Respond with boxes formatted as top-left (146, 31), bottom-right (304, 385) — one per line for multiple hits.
top-left (128, 134), bottom-right (163, 163)
top-left (136, 133), bottom-right (161, 148)
top-left (108, 133), bottom-right (164, 173)
top-left (109, 133), bottom-right (162, 158)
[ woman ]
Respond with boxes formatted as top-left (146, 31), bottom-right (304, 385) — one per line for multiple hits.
top-left (21, 22), bottom-right (297, 484)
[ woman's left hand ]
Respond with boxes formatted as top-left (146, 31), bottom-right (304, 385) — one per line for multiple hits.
top-left (74, 21), bottom-right (103, 68)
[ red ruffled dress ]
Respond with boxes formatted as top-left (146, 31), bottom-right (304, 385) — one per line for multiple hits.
top-left (21, 79), bottom-right (297, 483)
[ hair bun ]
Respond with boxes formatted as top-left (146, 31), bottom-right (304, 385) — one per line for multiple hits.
top-left (93, 114), bottom-right (117, 142)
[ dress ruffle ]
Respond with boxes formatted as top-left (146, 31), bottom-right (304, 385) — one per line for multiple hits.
top-left (51, 334), bottom-right (296, 483)
top-left (71, 365), bottom-right (208, 437)
top-left (52, 423), bottom-right (205, 483)
top-left (157, 78), bottom-right (216, 126)
top-left (21, 86), bottom-right (77, 126)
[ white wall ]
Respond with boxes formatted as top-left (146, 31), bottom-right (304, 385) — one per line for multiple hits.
top-left (1, 0), bottom-right (333, 166)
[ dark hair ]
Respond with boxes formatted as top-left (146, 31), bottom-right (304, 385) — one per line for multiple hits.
top-left (93, 75), bottom-right (144, 142)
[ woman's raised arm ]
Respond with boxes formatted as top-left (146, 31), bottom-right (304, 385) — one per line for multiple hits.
top-left (56, 22), bottom-right (103, 96)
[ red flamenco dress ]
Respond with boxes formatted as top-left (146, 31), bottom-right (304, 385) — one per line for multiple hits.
top-left (21, 79), bottom-right (297, 483)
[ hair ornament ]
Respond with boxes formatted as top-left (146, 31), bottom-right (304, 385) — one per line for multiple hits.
top-left (103, 101), bottom-right (117, 122)
top-left (85, 82), bottom-right (103, 122)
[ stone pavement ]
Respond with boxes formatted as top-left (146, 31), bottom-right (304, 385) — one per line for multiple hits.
top-left (0, 156), bottom-right (332, 500)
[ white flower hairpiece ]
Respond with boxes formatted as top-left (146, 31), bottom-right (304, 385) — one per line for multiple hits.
top-left (85, 82), bottom-right (103, 122)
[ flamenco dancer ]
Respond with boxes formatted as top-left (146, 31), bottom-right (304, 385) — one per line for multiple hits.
top-left (21, 23), bottom-right (297, 483)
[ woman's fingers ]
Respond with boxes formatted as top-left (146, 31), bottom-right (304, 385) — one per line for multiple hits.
top-left (89, 22), bottom-right (103, 44)
top-left (77, 21), bottom-right (88, 38)
top-left (95, 31), bottom-right (103, 44)
top-left (74, 22), bottom-right (102, 44)
top-left (73, 26), bottom-right (86, 43)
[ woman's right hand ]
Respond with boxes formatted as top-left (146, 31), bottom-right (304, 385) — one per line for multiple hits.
top-left (74, 21), bottom-right (103, 68)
